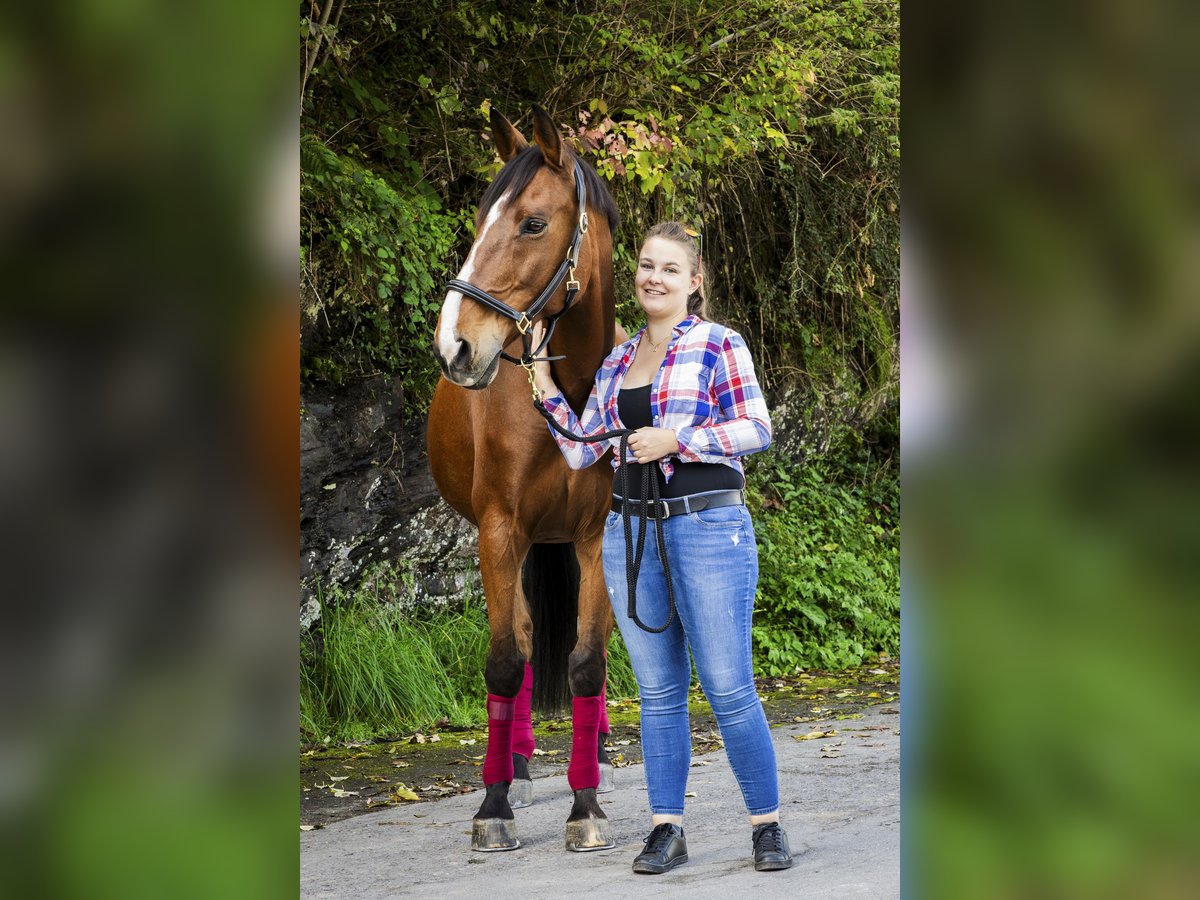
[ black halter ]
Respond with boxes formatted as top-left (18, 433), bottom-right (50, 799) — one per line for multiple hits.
top-left (446, 160), bottom-right (590, 364)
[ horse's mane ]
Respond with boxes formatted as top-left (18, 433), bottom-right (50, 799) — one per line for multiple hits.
top-left (477, 145), bottom-right (620, 233)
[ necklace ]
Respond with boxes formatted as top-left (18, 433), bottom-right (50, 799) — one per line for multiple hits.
top-left (645, 331), bottom-right (669, 351)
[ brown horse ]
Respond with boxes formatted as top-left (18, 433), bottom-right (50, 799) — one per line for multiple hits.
top-left (428, 106), bottom-right (622, 852)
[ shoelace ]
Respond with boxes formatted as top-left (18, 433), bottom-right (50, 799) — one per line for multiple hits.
top-left (643, 824), bottom-right (678, 853)
top-left (754, 824), bottom-right (784, 853)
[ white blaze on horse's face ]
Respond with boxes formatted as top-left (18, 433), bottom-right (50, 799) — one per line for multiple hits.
top-left (435, 191), bottom-right (512, 387)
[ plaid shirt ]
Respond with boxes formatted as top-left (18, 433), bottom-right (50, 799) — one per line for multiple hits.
top-left (541, 315), bottom-right (772, 482)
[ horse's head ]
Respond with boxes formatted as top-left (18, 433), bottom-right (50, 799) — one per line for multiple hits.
top-left (434, 106), bottom-right (591, 388)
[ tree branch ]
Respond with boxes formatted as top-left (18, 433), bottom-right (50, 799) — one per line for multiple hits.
top-left (301, 0), bottom-right (337, 112)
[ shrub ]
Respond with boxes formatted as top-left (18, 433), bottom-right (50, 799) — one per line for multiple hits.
top-left (747, 448), bottom-right (899, 674)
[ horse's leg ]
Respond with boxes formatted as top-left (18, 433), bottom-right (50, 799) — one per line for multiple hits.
top-left (596, 656), bottom-right (614, 793)
top-left (472, 520), bottom-right (530, 852)
top-left (508, 660), bottom-right (535, 808)
top-left (564, 534), bottom-right (616, 851)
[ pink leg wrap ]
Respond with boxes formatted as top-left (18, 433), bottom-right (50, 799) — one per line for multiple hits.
top-left (512, 662), bottom-right (535, 760)
top-left (482, 694), bottom-right (515, 785)
top-left (567, 695), bottom-right (604, 790)
top-left (599, 679), bottom-right (610, 735)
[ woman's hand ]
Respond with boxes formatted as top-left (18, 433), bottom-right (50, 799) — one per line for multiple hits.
top-left (529, 321), bottom-right (558, 397)
top-left (627, 427), bottom-right (679, 463)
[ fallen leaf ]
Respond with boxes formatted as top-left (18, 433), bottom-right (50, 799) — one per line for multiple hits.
top-left (684, 792), bottom-right (697, 798)
top-left (866, 692), bottom-right (882, 699)
top-left (391, 785), bottom-right (421, 802)
top-left (300, 825), bottom-right (316, 831)
top-left (869, 668), bottom-right (887, 675)
top-left (329, 775), bottom-right (349, 782)
top-left (794, 730), bottom-right (837, 741)
top-left (390, 760), bottom-right (411, 768)
top-left (459, 738), bottom-right (477, 746)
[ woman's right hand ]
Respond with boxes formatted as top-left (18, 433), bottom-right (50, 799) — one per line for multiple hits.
top-left (530, 321), bottom-right (557, 397)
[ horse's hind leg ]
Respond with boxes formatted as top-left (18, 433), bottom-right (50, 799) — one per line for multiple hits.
top-left (564, 535), bottom-right (616, 851)
top-left (597, 666), bottom-right (614, 793)
top-left (508, 661), bottom-right (535, 808)
top-left (472, 522), bottom-right (530, 851)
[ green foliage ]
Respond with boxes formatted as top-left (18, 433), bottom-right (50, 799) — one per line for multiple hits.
top-left (300, 580), bottom-right (489, 742)
top-left (301, 565), bottom-right (638, 743)
top-left (747, 448), bottom-right (899, 674)
top-left (301, 0), bottom-right (899, 416)
top-left (301, 131), bottom-right (461, 393)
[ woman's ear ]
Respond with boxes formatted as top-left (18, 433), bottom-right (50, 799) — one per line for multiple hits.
top-left (689, 272), bottom-right (703, 296)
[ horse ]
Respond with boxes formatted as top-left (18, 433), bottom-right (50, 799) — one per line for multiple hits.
top-left (428, 105), bottom-right (623, 852)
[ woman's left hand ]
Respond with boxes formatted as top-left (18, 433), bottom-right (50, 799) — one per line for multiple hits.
top-left (627, 427), bottom-right (679, 463)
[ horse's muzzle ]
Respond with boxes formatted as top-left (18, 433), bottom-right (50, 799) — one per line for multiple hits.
top-left (436, 342), bottom-right (502, 389)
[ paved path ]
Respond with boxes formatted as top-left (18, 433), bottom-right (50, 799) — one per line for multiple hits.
top-left (301, 703), bottom-right (900, 899)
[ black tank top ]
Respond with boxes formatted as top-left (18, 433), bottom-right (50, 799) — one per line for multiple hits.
top-left (614, 383), bottom-right (744, 501)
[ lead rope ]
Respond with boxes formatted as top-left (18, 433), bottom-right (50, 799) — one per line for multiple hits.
top-left (527, 381), bottom-right (677, 634)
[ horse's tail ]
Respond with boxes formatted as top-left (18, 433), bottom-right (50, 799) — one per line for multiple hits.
top-left (522, 542), bottom-right (579, 715)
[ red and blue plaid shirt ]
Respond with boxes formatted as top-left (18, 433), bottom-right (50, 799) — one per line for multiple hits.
top-left (541, 315), bottom-right (772, 482)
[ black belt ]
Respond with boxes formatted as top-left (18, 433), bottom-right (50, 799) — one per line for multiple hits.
top-left (610, 489), bottom-right (745, 520)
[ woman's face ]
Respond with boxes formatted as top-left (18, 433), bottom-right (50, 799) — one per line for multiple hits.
top-left (635, 237), bottom-right (700, 322)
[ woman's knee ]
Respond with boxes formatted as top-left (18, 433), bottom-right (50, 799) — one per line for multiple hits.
top-left (701, 671), bottom-right (761, 718)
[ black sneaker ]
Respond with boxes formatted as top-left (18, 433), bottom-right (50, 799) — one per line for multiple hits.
top-left (752, 822), bottom-right (793, 871)
top-left (632, 823), bottom-right (688, 874)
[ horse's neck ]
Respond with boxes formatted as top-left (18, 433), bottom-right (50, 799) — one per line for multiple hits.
top-left (552, 290), bottom-right (613, 414)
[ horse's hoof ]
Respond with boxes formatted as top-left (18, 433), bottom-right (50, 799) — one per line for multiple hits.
top-left (508, 778), bottom-right (534, 809)
top-left (565, 816), bottom-right (616, 852)
top-left (472, 818), bottom-right (520, 852)
top-left (596, 763), bottom-right (614, 794)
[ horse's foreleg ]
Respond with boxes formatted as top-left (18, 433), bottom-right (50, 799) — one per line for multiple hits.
top-left (564, 535), bottom-right (616, 852)
top-left (473, 522), bottom-right (529, 852)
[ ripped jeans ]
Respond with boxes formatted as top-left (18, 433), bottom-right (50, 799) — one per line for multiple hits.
top-left (602, 501), bottom-right (779, 816)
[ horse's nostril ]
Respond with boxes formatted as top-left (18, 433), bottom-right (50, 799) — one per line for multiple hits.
top-left (453, 339), bottom-right (472, 370)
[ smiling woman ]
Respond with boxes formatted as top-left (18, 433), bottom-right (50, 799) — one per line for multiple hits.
top-left (531, 221), bottom-right (790, 873)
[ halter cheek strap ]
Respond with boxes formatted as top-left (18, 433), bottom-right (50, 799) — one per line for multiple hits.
top-left (446, 160), bottom-right (590, 366)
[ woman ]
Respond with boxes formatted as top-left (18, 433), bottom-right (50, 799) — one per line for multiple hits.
top-left (531, 222), bottom-right (792, 874)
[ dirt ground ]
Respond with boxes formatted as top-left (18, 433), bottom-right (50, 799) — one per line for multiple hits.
top-left (301, 659), bottom-right (899, 827)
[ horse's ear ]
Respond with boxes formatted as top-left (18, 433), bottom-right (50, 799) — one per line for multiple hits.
top-left (530, 105), bottom-right (567, 169)
top-left (490, 107), bottom-right (528, 163)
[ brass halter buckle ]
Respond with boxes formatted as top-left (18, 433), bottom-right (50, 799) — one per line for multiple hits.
top-left (521, 356), bottom-right (542, 404)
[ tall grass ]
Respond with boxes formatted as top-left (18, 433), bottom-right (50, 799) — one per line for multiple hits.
top-left (300, 567), bottom-right (639, 743)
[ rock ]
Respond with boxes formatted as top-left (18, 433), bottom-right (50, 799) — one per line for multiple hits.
top-left (300, 377), bottom-right (480, 627)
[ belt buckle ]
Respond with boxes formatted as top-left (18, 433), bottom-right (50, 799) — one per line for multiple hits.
top-left (659, 499), bottom-right (671, 520)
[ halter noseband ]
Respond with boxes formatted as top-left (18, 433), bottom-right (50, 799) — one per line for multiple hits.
top-left (446, 159), bottom-right (590, 366)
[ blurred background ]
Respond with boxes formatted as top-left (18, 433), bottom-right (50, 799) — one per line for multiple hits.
top-left (904, 0), bottom-right (1200, 895)
top-left (0, 0), bottom-right (1197, 897)
top-left (0, 2), bottom-right (298, 897)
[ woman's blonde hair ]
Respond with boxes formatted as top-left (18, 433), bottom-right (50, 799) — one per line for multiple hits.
top-left (641, 221), bottom-right (707, 319)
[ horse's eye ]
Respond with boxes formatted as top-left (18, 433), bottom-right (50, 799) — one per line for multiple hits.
top-left (523, 219), bottom-right (547, 235)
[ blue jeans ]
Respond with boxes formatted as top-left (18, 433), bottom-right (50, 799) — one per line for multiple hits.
top-left (602, 500), bottom-right (779, 816)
